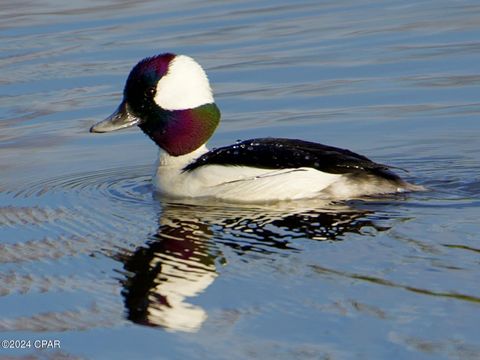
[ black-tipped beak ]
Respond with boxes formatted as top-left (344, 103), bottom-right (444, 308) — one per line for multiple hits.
top-left (90, 101), bottom-right (141, 133)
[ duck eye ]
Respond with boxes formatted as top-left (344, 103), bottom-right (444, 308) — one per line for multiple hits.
top-left (145, 87), bottom-right (156, 97)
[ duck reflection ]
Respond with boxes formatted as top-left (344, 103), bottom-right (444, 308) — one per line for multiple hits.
top-left (119, 214), bottom-right (216, 332)
top-left (119, 199), bottom-right (389, 332)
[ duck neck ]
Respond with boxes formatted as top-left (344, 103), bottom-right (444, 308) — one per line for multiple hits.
top-left (157, 145), bottom-right (209, 168)
top-left (139, 103), bottom-right (220, 156)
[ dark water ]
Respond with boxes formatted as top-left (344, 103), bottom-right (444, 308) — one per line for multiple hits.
top-left (1, 1), bottom-right (480, 359)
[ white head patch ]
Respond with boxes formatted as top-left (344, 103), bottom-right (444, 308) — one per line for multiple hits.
top-left (154, 55), bottom-right (214, 111)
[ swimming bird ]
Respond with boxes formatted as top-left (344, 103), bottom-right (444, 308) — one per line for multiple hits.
top-left (90, 53), bottom-right (422, 202)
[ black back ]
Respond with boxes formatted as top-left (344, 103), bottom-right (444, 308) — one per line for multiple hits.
top-left (183, 138), bottom-right (400, 180)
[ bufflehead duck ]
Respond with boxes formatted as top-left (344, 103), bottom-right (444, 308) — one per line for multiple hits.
top-left (90, 53), bottom-right (422, 202)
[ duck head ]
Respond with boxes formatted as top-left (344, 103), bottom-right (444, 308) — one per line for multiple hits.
top-left (90, 53), bottom-right (220, 156)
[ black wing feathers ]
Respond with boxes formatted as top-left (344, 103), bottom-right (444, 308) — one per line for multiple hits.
top-left (184, 138), bottom-right (396, 178)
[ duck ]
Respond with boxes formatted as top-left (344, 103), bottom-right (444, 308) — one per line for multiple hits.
top-left (90, 53), bottom-right (422, 203)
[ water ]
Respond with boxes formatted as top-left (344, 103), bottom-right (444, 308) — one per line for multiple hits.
top-left (1, 0), bottom-right (480, 358)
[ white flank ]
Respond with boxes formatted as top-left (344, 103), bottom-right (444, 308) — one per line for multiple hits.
top-left (153, 147), bottom-right (346, 202)
top-left (153, 146), bottom-right (418, 202)
top-left (154, 55), bottom-right (214, 110)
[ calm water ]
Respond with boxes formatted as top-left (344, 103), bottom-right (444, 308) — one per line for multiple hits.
top-left (1, 0), bottom-right (480, 359)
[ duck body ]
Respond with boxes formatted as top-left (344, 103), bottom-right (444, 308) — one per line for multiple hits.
top-left (154, 137), bottom-right (418, 202)
top-left (90, 53), bottom-right (422, 203)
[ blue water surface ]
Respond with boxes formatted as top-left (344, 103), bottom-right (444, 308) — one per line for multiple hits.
top-left (1, 1), bottom-right (480, 359)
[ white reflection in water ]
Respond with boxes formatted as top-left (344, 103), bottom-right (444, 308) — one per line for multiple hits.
top-left (146, 254), bottom-right (217, 332)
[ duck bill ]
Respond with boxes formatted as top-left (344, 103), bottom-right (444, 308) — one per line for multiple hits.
top-left (90, 101), bottom-right (141, 133)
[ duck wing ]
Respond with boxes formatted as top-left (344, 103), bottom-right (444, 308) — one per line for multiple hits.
top-left (183, 138), bottom-right (399, 179)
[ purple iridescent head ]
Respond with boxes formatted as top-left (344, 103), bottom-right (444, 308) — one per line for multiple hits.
top-left (123, 53), bottom-right (175, 117)
top-left (90, 53), bottom-right (220, 156)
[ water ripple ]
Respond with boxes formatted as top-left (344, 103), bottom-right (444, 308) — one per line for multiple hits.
top-left (0, 206), bottom-right (69, 227)
top-left (0, 303), bottom-right (122, 332)
top-left (0, 271), bottom-right (116, 297)
top-left (12, 165), bottom-right (152, 203)
top-left (311, 264), bottom-right (480, 304)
